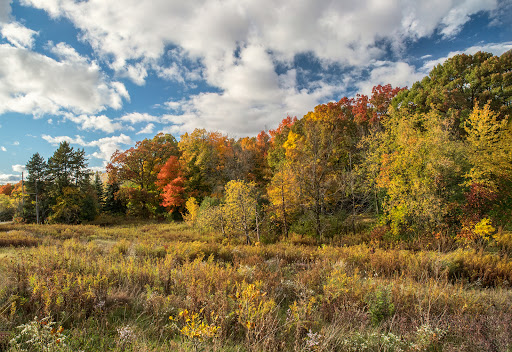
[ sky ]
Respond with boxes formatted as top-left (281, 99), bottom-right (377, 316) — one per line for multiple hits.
top-left (0, 0), bottom-right (511, 184)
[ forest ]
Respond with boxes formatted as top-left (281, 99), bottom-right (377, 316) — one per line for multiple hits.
top-left (0, 50), bottom-right (511, 351)
top-left (2, 50), bottom-right (511, 248)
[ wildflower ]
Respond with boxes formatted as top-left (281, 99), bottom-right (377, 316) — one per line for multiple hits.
top-left (117, 325), bottom-right (135, 343)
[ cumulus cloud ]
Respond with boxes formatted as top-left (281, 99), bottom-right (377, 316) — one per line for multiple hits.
top-left (356, 61), bottom-right (425, 95)
top-left (1, 22), bottom-right (38, 48)
top-left (440, 0), bottom-right (497, 37)
top-left (42, 134), bottom-right (133, 165)
top-left (87, 135), bottom-right (134, 163)
top-left (15, 0), bottom-right (502, 135)
top-left (119, 112), bottom-right (160, 124)
top-left (63, 113), bottom-right (125, 133)
top-left (12, 164), bottom-right (26, 173)
top-left (42, 134), bottom-right (87, 146)
top-left (0, 42), bottom-right (129, 116)
top-left (136, 123), bottom-right (155, 135)
top-left (0, 174), bottom-right (20, 184)
top-left (0, 146), bottom-right (6, 151)
top-left (0, 0), bottom-right (10, 23)
top-left (21, 0), bottom-right (499, 68)
top-left (160, 43), bottom-right (345, 135)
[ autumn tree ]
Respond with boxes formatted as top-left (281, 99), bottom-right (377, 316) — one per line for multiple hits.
top-left (0, 194), bottom-right (15, 221)
top-left (267, 116), bottom-right (297, 169)
top-left (0, 184), bottom-right (13, 196)
top-left (283, 103), bottom-right (359, 239)
top-left (183, 197), bottom-right (199, 226)
top-left (227, 133), bottom-right (270, 189)
top-left (0, 183), bottom-right (17, 221)
top-left (196, 197), bottom-right (226, 235)
top-left (463, 103), bottom-right (512, 221)
top-left (223, 180), bottom-right (257, 244)
top-left (107, 133), bottom-right (178, 217)
top-left (374, 107), bottom-right (466, 237)
top-left (352, 84), bottom-right (405, 134)
top-left (156, 156), bottom-right (186, 213)
top-left (266, 162), bottom-right (298, 237)
top-left (43, 143), bottom-right (92, 223)
top-left (48, 186), bottom-right (83, 224)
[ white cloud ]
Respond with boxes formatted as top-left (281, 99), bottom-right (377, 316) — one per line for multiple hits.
top-left (119, 112), bottom-right (160, 124)
top-left (0, 174), bottom-right (20, 184)
top-left (89, 165), bottom-right (106, 173)
top-left (136, 123), bottom-right (155, 135)
top-left (87, 134), bottom-right (133, 163)
top-left (42, 134), bottom-right (87, 146)
top-left (50, 41), bottom-right (87, 64)
top-left (162, 44), bottom-right (344, 135)
top-left (21, 0), bottom-right (499, 68)
top-left (12, 141), bottom-right (19, 146)
top-left (1, 146), bottom-right (6, 152)
top-left (0, 0), bottom-right (10, 23)
top-left (0, 42), bottom-right (129, 116)
top-left (63, 113), bottom-right (125, 133)
top-left (440, 0), bottom-right (497, 37)
top-left (42, 134), bottom-right (133, 165)
top-left (357, 61), bottom-right (425, 96)
top-left (156, 56), bottom-right (203, 85)
top-left (12, 164), bottom-right (26, 173)
top-left (1, 22), bottom-right (38, 48)
top-left (18, 0), bottom-right (501, 135)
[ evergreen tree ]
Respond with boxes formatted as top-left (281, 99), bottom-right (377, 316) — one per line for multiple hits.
top-left (47, 142), bottom-right (90, 197)
top-left (104, 181), bottom-right (126, 214)
top-left (93, 172), bottom-right (105, 209)
top-left (44, 142), bottom-right (91, 223)
top-left (24, 153), bottom-right (49, 223)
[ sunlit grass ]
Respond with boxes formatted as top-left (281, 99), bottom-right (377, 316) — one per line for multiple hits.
top-left (0, 222), bottom-right (511, 351)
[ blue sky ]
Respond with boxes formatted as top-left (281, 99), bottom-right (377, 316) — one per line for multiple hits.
top-left (0, 0), bottom-right (511, 183)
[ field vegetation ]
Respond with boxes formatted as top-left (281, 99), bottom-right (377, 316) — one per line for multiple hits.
top-left (0, 222), bottom-right (511, 351)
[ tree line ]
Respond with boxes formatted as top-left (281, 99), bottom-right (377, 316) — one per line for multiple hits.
top-left (4, 50), bottom-right (511, 244)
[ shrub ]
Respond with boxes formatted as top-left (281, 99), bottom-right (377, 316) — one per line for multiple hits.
top-left (366, 285), bottom-right (395, 326)
top-left (0, 231), bottom-right (39, 247)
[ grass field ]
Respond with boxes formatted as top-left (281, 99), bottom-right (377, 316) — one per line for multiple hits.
top-left (0, 222), bottom-right (511, 351)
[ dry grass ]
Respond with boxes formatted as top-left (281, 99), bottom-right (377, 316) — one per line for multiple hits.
top-left (0, 222), bottom-right (511, 351)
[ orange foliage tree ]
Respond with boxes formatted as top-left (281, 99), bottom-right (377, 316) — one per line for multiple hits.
top-left (107, 133), bottom-right (178, 217)
top-left (156, 156), bottom-right (186, 212)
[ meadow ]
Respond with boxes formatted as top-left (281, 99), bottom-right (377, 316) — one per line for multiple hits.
top-left (0, 222), bottom-right (511, 351)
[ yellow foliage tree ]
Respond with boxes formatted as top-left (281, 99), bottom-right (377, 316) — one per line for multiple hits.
top-left (464, 102), bottom-right (512, 190)
top-left (266, 163), bottom-right (298, 237)
top-left (183, 197), bottom-right (199, 226)
top-left (223, 180), bottom-right (257, 244)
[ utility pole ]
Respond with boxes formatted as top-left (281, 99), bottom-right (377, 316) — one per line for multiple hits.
top-left (21, 171), bottom-right (24, 219)
top-left (35, 179), bottom-right (39, 224)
